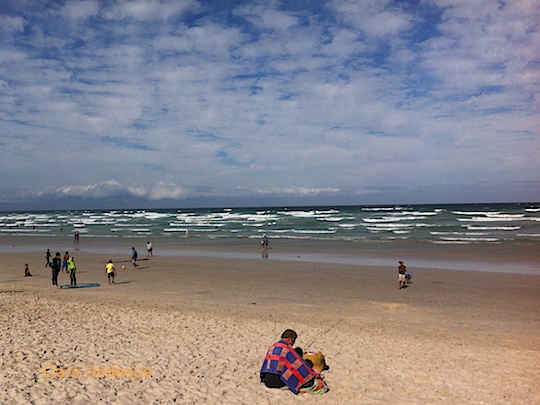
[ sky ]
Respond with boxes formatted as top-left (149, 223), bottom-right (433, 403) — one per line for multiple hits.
top-left (1, 0), bottom-right (539, 210)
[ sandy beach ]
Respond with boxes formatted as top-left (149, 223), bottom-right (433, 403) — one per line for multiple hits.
top-left (0, 237), bottom-right (539, 404)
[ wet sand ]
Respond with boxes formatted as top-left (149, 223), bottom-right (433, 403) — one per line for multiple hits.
top-left (0, 238), bottom-right (539, 404)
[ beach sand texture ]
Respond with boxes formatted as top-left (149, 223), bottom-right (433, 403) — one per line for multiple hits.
top-left (1, 245), bottom-right (539, 404)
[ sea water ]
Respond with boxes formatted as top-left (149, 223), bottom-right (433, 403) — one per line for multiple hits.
top-left (1, 203), bottom-right (539, 275)
top-left (1, 203), bottom-right (539, 244)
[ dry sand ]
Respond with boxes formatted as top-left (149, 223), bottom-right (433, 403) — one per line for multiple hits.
top-left (0, 240), bottom-right (539, 404)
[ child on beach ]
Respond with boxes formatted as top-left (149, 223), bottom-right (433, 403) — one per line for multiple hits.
top-left (62, 252), bottom-right (69, 274)
top-left (24, 263), bottom-right (32, 277)
top-left (45, 249), bottom-right (51, 267)
top-left (106, 260), bottom-right (116, 284)
top-left (131, 247), bottom-right (139, 268)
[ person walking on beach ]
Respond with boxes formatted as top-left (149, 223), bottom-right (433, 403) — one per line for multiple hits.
top-left (398, 261), bottom-right (407, 289)
top-left (50, 252), bottom-right (61, 287)
top-left (62, 251), bottom-right (69, 274)
top-left (131, 247), bottom-right (139, 268)
top-left (68, 256), bottom-right (77, 286)
top-left (106, 260), bottom-right (116, 284)
top-left (24, 263), bottom-right (32, 277)
top-left (45, 249), bottom-right (51, 267)
top-left (147, 241), bottom-right (153, 257)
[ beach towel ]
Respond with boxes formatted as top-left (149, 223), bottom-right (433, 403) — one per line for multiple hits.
top-left (260, 341), bottom-right (316, 394)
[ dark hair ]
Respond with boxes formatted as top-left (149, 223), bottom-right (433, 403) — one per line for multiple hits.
top-left (281, 329), bottom-right (298, 340)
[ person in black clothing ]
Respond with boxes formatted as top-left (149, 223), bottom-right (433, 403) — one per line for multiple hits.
top-left (50, 252), bottom-right (61, 287)
top-left (45, 249), bottom-right (51, 267)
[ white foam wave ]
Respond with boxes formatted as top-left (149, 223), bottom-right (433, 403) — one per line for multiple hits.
top-left (438, 237), bottom-right (499, 242)
top-left (464, 226), bottom-right (521, 231)
top-left (363, 216), bottom-right (426, 223)
top-left (291, 229), bottom-right (336, 234)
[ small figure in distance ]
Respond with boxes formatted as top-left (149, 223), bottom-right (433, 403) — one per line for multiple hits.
top-left (51, 252), bottom-right (61, 287)
top-left (62, 251), bottom-right (69, 274)
top-left (405, 272), bottom-right (412, 284)
top-left (24, 263), bottom-right (32, 277)
top-left (45, 248), bottom-right (51, 267)
top-left (131, 247), bottom-right (139, 268)
top-left (398, 261), bottom-right (407, 289)
top-left (106, 260), bottom-right (116, 284)
top-left (147, 241), bottom-right (153, 257)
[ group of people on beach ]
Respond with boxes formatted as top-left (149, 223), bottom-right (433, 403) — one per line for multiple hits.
top-left (44, 249), bottom-right (77, 287)
top-left (37, 242), bottom-right (154, 287)
top-left (105, 243), bottom-right (153, 285)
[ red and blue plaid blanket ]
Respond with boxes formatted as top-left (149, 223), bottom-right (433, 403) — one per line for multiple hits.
top-left (260, 341), bottom-right (316, 394)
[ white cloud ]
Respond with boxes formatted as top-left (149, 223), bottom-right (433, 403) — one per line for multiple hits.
top-left (55, 180), bottom-right (187, 200)
top-left (0, 0), bottom-right (538, 208)
top-left (0, 14), bottom-right (26, 33)
top-left (59, 0), bottom-right (100, 20)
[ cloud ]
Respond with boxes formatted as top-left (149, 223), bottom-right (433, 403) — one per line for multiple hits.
top-left (54, 180), bottom-right (188, 201)
top-left (0, 0), bottom-right (539, 209)
top-left (0, 14), bottom-right (26, 33)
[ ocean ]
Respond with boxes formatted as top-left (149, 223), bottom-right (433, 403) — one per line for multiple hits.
top-left (1, 203), bottom-right (539, 275)
top-left (1, 203), bottom-right (539, 244)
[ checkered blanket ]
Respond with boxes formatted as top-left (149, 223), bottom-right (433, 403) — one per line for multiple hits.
top-left (260, 341), bottom-right (315, 394)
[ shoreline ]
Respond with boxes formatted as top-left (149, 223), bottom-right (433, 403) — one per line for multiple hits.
top-left (1, 234), bottom-right (539, 275)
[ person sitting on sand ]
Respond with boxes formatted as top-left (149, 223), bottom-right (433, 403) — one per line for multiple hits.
top-left (260, 329), bottom-right (328, 395)
top-left (106, 260), bottom-right (116, 284)
top-left (398, 261), bottom-right (407, 289)
top-left (24, 263), bottom-right (32, 277)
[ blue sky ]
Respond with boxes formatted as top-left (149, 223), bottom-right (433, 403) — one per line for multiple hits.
top-left (1, 0), bottom-right (539, 209)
